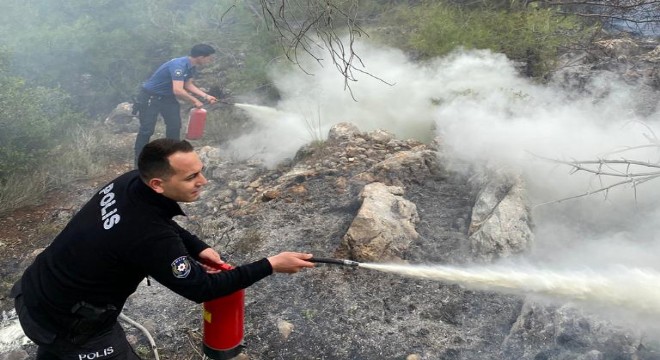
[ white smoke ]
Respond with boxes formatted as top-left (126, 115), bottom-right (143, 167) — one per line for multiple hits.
top-left (360, 262), bottom-right (660, 322)
top-left (227, 41), bottom-right (456, 166)
top-left (227, 39), bottom-right (660, 327)
top-left (414, 48), bottom-right (660, 281)
top-left (0, 310), bottom-right (29, 353)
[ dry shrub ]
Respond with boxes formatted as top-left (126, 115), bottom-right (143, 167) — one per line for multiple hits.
top-left (0, 125), bottom-right (133, 215)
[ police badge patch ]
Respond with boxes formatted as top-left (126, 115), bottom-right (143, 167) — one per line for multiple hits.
top-left (171, 256), bottom-right (191, 278)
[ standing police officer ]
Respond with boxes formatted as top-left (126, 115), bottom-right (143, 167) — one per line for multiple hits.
top-left (11, 138), bottom-right (315, 359)
top-left (133, 44), bottom-right (219, 165)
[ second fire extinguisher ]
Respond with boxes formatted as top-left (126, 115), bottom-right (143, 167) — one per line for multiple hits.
top-left (186, 108), bottom-right (207, 140)
top-left (202, 263), bottom-right (245, 360)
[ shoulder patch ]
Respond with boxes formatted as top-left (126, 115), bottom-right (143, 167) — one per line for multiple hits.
top-left (171, 256), bottom-right (191, 278)
top-left (174, 68), bottom-right (184, 77)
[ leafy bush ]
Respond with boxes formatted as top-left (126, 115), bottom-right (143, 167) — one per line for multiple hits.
top-left (0, 0), bottom-right (194, 115)
top-left (0, 50), bottom-right (88, 213)
top-left (376, 2), bottom-right (595, 77)
top-left (0, 72), bottom-right (84, 179)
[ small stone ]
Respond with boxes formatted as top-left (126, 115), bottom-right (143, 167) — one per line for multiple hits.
top-left (277, 319), bottom-right (294, 339)
top-left (262, 189), bottom-right (280, 201)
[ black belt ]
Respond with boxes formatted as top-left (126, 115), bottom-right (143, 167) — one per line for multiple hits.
top-left (141, 88), bottom-right (175, 100)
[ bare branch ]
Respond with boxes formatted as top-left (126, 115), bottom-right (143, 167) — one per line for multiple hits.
top-left (532, 142), bottom-right (660, 207)
top-left (541, 0), bottom-right (660, 26)
top-left (256, 0), bottom-right (392, 99)
top-left (545, 0), bottom-right (660, 10)
top-left (533, 173), bottom-right (660, 207)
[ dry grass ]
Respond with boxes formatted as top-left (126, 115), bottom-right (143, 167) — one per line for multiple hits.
top-left (0, 173), bottom-right (48, 215)
top-left (0, 125), bottom-right (133, 215)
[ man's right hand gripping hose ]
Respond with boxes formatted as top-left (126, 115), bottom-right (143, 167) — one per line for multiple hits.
top-left (267, 252), bottom-right (315, 274)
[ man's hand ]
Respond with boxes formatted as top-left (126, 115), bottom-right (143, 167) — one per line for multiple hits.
top-left (204, 95), bottom-right (218, 104)
top-left (198, 248), bottom-right (226, 274)
top-left (267, 252), bottom-right (315, 273)
top-left (193, 99), bottom-right (204, 109)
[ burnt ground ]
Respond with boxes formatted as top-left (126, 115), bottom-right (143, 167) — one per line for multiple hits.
top-left (107, 134), bottom-right (529, 360)
top-left (0, 127), bottom-right (520, 360)
top-left (2, 124), bottom-right (657, 360)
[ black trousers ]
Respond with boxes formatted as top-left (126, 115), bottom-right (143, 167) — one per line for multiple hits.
top-left (13, 283), bottom-right (141, 360)
top-left (33, 323), bottom-right (141, 360)
top-left (134, 91), bottom-right (182, 164)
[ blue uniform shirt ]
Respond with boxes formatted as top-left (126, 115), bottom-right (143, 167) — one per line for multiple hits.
top-left (142, 56), bottom-right (196, 96)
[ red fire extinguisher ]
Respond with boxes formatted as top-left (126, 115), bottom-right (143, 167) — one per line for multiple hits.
top-left (186, 108), bottom-right (207, 140)
top-left (202, 263), bottom-right (245, 360)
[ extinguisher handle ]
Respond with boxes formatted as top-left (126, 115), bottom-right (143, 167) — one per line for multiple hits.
top-left (217, 263), bottom-right (234, 271)
top-left (199, 260), bottom-right (234, 271)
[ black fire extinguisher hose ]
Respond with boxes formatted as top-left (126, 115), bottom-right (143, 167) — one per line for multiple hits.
top-left (309, 257), bottom-right (360, 267)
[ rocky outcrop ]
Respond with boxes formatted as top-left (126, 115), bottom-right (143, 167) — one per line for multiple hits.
top-left (104, 102), bottom-right (138, 133)
top-left (339, 182), bottom-right (419, 261)
top-left (552, 36), bottom-right (660, 115)
top-left (355, 146), bottom-right (444, 187)
top-left (468, 170), bottom-right (534, 262)
top-left (502, 301), bottom-right (644, 360)
top-left (640, 44), bottom-right (660, 63)
top-left (327, 122), bottom-right (361, 140)
top-left (593, 38), bottom-right (641, 59)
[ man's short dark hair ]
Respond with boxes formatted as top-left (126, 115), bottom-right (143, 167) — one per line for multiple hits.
top-left (138, 139), bottom-right (194, 181)
top-left (190, 44), bottom-right (215, 58)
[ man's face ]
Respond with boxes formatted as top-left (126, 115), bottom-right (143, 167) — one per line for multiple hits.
top-left (156, 151), bottom-right (208, 202)
top-left (198, 55), bottom-right (214, 66)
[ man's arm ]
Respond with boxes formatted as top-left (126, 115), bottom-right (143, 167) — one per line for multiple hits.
top-left (184, 79), bottom-right (217, 104)
top-left (137, 233), bottom-right (313, 303)
top-left (172, 80), bottom-right (204, 108)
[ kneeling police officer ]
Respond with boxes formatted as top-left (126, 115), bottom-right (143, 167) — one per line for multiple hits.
top-left (11, 138), bottom-right (314, 359)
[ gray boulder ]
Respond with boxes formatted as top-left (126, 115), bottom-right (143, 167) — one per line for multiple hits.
top-left (339, 182), bottom-right (419, 261)
top-left (468, 170), bottom-right (534, 262)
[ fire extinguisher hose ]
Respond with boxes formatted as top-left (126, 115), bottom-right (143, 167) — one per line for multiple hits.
top-left (119, 312), bottom-right (160, 360)
top-left (309, 257), bottom-right (360, 267)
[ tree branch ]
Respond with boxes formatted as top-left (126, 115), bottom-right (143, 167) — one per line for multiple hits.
top-left (256, 0), bottom-right (392, 100)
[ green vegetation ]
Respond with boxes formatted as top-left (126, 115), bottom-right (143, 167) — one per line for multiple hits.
top-left (0, 52), bottom-right (84, 179)
top-left (0, 0), bottom-right (281, 116)
top-left (0, 49), bottom-right (134, 214)
top-left (375, 2), bottom-right (595, 77)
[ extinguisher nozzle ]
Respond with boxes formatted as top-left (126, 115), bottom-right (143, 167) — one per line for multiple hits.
top-left (310, 258), bottom-right (360, 267)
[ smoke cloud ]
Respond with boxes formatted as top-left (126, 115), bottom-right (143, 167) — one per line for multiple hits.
top-left (228, 40), bottom-right (660, 323)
